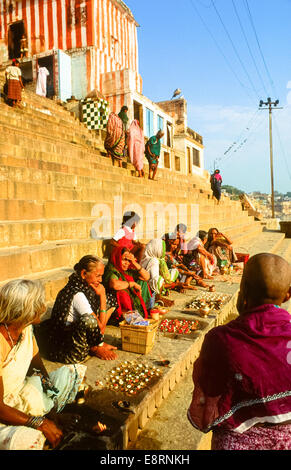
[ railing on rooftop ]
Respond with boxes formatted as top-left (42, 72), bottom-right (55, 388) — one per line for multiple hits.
top-left (187, 127), bottom-right (203, 145)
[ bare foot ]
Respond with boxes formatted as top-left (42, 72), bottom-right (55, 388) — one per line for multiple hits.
top-left (197, 280), bottom-right (208, 288)
top-left (90, 343), bottom-right (117, 360)
top-left (156, 296), bottom-right (175, 307)
top-left (183, 285), bottom-right (198, 290)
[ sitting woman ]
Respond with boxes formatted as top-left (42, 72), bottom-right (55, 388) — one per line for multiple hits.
top-left (0, 279), bottom-right (90, 450)
top-left (205, 228), bottom-right (237, 267)
top-left (47, 255), bottom-right (118, 363)
top-left (103, 246), bottom-right (152, 323)
top-left (163, 223), bottom-right (188, 261)
top-left (110, 211), bottom-right (145, 263)
top-left (185, 231), bottom-right (218, 279)
top-left (141, 239), bottom-right (188, 307)
top-left (165, 236), bottom-right (208, 289)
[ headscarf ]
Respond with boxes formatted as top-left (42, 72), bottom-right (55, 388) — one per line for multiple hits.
top-left (141, 239), bottom-right (172, 283)
top-left (104, 246), bottom-right (148, 318)
top-left (118, 106), bottom-right (129, 129)
top-left (50, 272), bottom-right (102, 331)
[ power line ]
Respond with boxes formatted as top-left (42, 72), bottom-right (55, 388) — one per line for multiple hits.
top-left (189, 0), bottom-right (257, 106)
top-left (244, 0), bottom-right (278, 98)
top-left (220, 113), bottom-right (265, 167)
top-left (231, 0), bottom-right (269, 97)
top-left (215, 109), bottom-right (260, 165)
top-left (210, 0), bottom-right (261, 101)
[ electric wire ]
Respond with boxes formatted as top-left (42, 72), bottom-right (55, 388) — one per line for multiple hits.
top-left (220, 113), bottom-right (266, 168)
top-left (244, 0), bottom-right (278, 98)
top-left (210, 0), bottom-right (261, 101)
top-left (231, 0), bottom-right (269, 97)
top-left (215, 109), bottom-right (260, 167)
top-left (189, 0), bottom-right (257, 106)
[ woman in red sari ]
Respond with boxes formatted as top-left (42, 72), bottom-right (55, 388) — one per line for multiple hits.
top-left (103, 246), bottom-right (152, 324)
top-left (188, 253), bottom-right (291, 450)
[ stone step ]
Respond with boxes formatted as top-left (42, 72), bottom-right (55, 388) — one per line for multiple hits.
top-left (0, 163), bottom-right (215, 198)
top-left (0, 222), bottom-right (262, 284)
top-left (0, 105), bottom-right (101, 148)
top-left (0, 211), bottom-right (257, 249)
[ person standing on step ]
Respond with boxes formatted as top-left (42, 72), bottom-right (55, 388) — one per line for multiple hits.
top-left (104, 106), bottom-right (128, 168)
top-left (20, 35), bottom-right (28, 60)
top-left (210, 169), bottom-right (223, 204)
top-left (145, 130), bottom-right (164, 180)
top-left (5, 59), bottom-right (24, 108)
top-left (36, 65), bottom-right (50, 97)
top-left (128, 119), bottom-right (145, 178)
top-left (188, 253), bottom-right (291, 450)
top-left (45, 256), bottom-right (118, 363)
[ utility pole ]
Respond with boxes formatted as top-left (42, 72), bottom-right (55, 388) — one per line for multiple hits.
top-left (259, 98), bottom-right (282, 219)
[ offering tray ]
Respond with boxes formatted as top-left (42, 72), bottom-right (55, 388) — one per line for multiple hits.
top-left (184, 292), bottom-right (232, 317)
top-left (105, 361), bottom-right (162, 396)
top-left (158, 318), bottom-right (201, 340)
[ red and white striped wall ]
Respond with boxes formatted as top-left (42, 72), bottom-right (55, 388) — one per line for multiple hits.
top-left (0, 0), bottom-right (139, 76)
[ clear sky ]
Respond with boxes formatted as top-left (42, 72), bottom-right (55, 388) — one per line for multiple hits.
top-left (125, 0), bottom-right (291, 194)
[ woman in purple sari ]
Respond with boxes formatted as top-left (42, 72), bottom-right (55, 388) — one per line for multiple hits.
top-left (188, 253), bottom-right (291, 450)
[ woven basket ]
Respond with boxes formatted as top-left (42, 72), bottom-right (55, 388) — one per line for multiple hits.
top-left (119, 319), bottom-right (159, 355)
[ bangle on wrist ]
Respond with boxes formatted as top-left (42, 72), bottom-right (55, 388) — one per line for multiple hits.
top-left (26, 416), bottom-right (45, 429)
top-left (100, 309), bottom-right (107, 314)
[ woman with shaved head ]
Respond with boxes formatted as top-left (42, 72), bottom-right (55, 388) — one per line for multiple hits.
top-left (188, 253), bottom-right (291, 450)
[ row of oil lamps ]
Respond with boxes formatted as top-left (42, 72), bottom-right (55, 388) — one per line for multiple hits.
top-left (105, 361), bottom-right (162, 395)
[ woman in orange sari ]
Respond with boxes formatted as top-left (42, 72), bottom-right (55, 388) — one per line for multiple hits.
top-left (104, 106), bottom-right (128, 167)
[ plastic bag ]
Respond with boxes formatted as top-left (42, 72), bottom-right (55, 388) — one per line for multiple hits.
top-left (124, 311), bottom-right (149, 326)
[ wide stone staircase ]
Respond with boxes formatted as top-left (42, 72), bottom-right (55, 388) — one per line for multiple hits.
top-left (3, 73), bottom-right (291, 451)
top-left (0, 72), bottom-right (264, 305)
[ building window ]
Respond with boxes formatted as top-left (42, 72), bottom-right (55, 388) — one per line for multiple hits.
top-left (164, 152), bottom-right (170, 169)
top-left (157, 115), bottom-right (164, 144)
top-left (146, 108), bottom-right (154, 137)
top-left (133, 101), bottom-right (143, 129)
top-left (193, 148), bottom-right (200, 167)
top-left (175, 156), bottom-right (181, 172)
top-left (166, 122), bottom-right (172, 147)
top-left (187, 147), bottom-right (192, 175)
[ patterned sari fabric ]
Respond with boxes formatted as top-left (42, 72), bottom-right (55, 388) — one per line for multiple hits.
top-left (187, 304), bottom-right (291, 450)
top-left (207, 237), bottom-right (237, 266)
top-left (212, 424), bottom-right (291, 450)
top-left (7, 79), bottom-right (22, 101)
top-left (47, 273), bottom-right (117, 364)
top-left (104, 112), bottom-right (126, 160)
top-left (103, 246), bottom-right (150, 320)
top-left (0, 326), bottom-right (86, 450)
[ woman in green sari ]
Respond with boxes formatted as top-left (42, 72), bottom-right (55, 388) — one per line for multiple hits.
top-left (145, 130), bottom-right (164, 180)
top-left (141, 239), bottom-right (185, 307)
top-left (103, 246), bottom-right (152, 324)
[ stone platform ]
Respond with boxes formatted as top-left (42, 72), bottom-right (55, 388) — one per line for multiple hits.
top-left (42, 230), bottom-right (291, 451)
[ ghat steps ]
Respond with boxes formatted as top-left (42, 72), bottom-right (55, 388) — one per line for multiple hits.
top-left (0, 75), bottom-right (263, 300)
